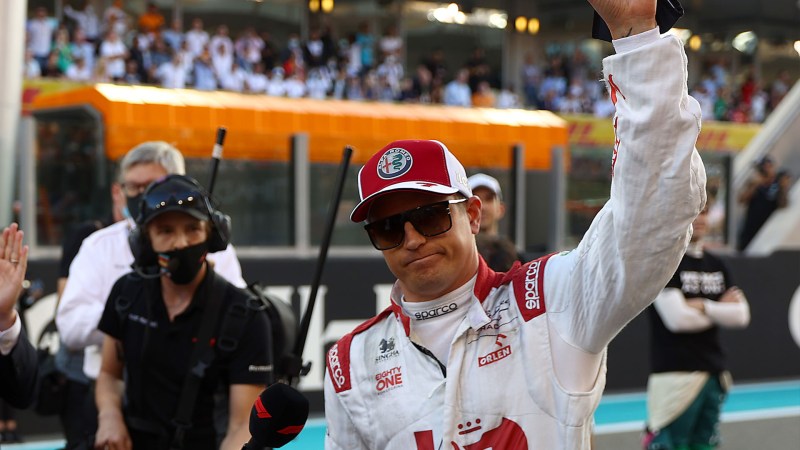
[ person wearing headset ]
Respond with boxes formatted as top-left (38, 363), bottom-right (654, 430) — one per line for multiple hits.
top-left (93, 175), bottom-right (271, 450)
top-left (57, 142), bottom-right (246, 448)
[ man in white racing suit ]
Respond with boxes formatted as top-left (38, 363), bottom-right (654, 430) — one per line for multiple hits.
top-left (323, 1), bottom-right (707, 449)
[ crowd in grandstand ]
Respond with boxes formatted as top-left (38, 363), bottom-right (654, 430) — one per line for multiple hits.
top-left (25, 2), bottom-right (796, 121)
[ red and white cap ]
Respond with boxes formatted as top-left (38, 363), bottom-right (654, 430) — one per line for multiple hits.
top-left (350, 140), bottom-right (472, 222)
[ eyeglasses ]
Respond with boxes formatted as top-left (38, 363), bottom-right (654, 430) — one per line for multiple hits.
top-left (120, 181), bottom-right (153, 197)
top-left (364, 199), bottom-right (467, 250)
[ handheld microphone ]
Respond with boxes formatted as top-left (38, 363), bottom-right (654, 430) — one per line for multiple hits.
top-left (242, 383), bottom-right (309, 449)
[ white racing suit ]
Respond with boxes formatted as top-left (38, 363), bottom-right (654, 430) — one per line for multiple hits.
top-left (325, 33), bottom-right (706, 450)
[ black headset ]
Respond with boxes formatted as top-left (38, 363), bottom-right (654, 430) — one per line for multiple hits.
top-left (128, 174), bottom-right (231, 269)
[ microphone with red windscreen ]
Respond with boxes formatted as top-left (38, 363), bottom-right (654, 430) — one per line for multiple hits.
top-left (242, 383), bottom-right (309, 449)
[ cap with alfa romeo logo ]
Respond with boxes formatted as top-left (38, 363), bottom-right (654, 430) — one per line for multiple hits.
top-left (350, 140), bottom-right (472, 223)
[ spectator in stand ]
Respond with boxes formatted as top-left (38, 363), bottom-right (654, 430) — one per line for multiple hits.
top-left (379, 24), bottom-right (403, 60)
top-left (156, 54), bottom-right (187, 89)
top-left (162, 19), bottom-right (184, 52)
top-left (99, 30), bottom-right (128, 81)
top-left (471, 80), bottom-right (495, 108)
top-left (259, 31), bottom-right (278, 70)
top-left (65, 55), bottom-right (92, 82)
top-left (410, 64), bottom-right (433, 103)
top-left (344, 33), bottom-right (362, 77)
top-left (138, 2), bottom-right (165, 35)
top-left (594, 86), bottom-right (616, 118)
top-left (303, 28), bottom-right (328, 70)
top-left (738, 157), bottom-right (790, 251)
top-left (345, 75), bottom-right (364, 100)
top-left (53, 28), bottom-right (74, 74)
top-left (750, 85), bottom-right (769, 123)
top-left (102, 0), bottom-right (128, 37)
top-left (284, 72), bottom-right (308, 98)
top-left (496, 84), bottom-right (520, 109)
top-left (127, 35), bottom-right (152, 82)
top-left (691, 84), bottom-right (715, 121)
top-left (150, 36), bottom-right (173, 72)
top-left (185, 18), bottom-right (209, 59)
top-left (70, 28), bottom-right (96, 74)
top-left (235, 27), bottom-right (265, 72)
top-left (64, 0), bottom-right (100, 42)
top-left (176, 40), bottom-right (194, 79)
top-left (521, 52), bottom-right (542, 109)
top-left (23, 49), bottom-right (41, 78)
top-left (559, 83), bottom-right (587, 114)
top-left (123, 60), bottom-right (143, 84)
top-left (282, 33), bottom-right (305, 76)
top-left (266, 68), bottom-right (286, 97)
top-left (41, 51), bottom-right (64, 78)
top-left (770, 69), bottom-right (793, 110)
top-left (193, 50), bottom-right (218, 91)
top-left (423, 48), bottom-right (448, 84)
top-left (307, 68), bottom-right (332, 99)
top-left (212, 42), bottom-right (234, 82)
top-left (540, 63), bottom-right (568, 110)
top-left (246, 62), bottom-right (269, 94)
top-left (355, 21), bottom-right (375, 74)
top-left (465, 46), bottom-right (491, 93)
top-left (376, 54), bottom-right (403, 97)
top-left (27, 6), bottom-right (56, 70)
top-left (713, 87), bottom-right (732, 121)
top-left (443, 68), bottom-right (472, 107)
top-left (210, 25), bottom-right (234, 63)
top-left (331, 68), bottom-right (347, 99)
top-left (219, 61), bottom-right (247, 92)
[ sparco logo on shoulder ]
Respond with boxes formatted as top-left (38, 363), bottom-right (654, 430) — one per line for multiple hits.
top-left (524, 261), bottom-right (541, 310)
top-left (377, 148), bottom-right (413, 179)
top-left (415, 302), bottom-right (458, 320)
top-left (327, 346), bottom-right (346, 388)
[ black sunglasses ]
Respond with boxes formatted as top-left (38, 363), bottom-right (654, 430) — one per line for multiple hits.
top-left (364, 198), bottom-right (467, 250)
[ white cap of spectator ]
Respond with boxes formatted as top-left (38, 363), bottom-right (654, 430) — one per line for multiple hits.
top-left (468, 173), bottom-right (503, 201)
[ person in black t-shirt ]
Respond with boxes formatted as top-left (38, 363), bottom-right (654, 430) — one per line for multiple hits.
top-left (93, 175), bottom-right (270, 450)
top-left (644, 207), bottom-right (751, 450)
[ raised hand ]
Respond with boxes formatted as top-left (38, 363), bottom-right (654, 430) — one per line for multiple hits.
top-left (0, 223), bottom-right (28, 331)
top-left (587, 0), bottom-right (657, 39)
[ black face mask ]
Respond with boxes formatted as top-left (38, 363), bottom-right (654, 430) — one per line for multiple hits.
top-left (126, 194), bottom-right (143, 221)
top-left (157, 241), bottom-right (209, 284)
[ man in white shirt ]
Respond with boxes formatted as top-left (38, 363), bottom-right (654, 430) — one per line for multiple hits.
top-left (65, 56), bottom-right (93, 82)
top-left (99, 30), bottom-right (128, 80)
top-left (219, 61), bottom-right (247, 92)
top-left (245, 63), bottom-right (269, 94)
top-left (156, 54), bottom-right (187, 89)
top-left (27, 7), bottom-right (56, 69)
top-left (209, 25), bottom-right (234, 63)
top-left (185, 18), bottom-right (210, 59)
top-left (443, 68), bottom-right (472, 107)
top-left (64, 1), bottom-right (100, 42)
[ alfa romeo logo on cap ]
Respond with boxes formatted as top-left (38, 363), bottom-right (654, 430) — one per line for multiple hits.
top-left (377, 148), bottom-right (413, 180)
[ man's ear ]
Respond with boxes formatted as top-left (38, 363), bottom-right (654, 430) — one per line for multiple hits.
top-left (466, 196), bottom-right (482, 235)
